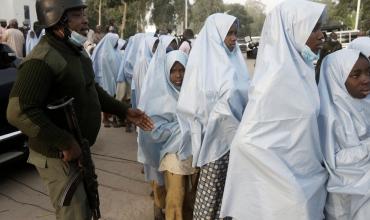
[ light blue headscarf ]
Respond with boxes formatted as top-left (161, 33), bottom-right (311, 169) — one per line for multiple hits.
top-left (132, 35), bottom-right (159, 106)
top-left (176, 13), bottom-right (250, 167)
top-left (91, 33), bottom-right (121, 96)
top-left (347, 37), bottom-right (370, 58)
top-left (137, 36), bottom-right (184, 169)
top-left (318, 49), bottom-right (370, 219)
top-left (116, 33), bottom-right (145, 84)
top-left (220, 1), bottom-right (327, 219)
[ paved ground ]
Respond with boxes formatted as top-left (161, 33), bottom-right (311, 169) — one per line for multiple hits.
top-left (0, 57), bottom-right (256, 220)
top-left (0, 126), bottom-right (153, 220)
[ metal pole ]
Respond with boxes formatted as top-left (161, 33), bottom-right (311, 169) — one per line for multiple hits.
top-left (355, 0), bottom-right (361, 30)
top-left (98, 0), bottom-right (102, 26)
top-left (185, 0), bottom-right (188, 29)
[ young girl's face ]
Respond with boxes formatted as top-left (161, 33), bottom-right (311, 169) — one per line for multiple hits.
top-left (345, 56), bottom-right (370, 99)
top-left (224, 22), bottom-right (238, 52)
top-left (170, 61), bottom-right (185, 88)
top-left (306, 22), bottom-right (324, 54)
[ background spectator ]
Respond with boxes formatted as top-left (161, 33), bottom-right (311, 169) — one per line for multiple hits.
top-left (0, 19), bottom-right (7, 42)
top-left (3, 19), bottom-right (25, 58)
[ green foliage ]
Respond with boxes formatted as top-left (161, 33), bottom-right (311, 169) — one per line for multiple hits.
top-left (85, 0), bottom-right (149, 38)
top-left (150, 0), bottom-right (176, 32)
top-left (85, 0), bottom-right (267, 38)
top-left (86, 0), bottom-right (124, 31)
top-left (315, 0), bottom-right (370, 31)
top-left (106, 0), bottom-right (121, 8)
top-left (246, 0), bottom-right (265, 36)
top-left (189, 0), bottom-right (224, 33)
top-left (85, 0), bottom-right (103, 29)
top-left (362, 0), bottom-right (370, 31)
top-left (124, 0), bottom-right (149, 37)
top-left (172, 0), bottom-right (192, 31)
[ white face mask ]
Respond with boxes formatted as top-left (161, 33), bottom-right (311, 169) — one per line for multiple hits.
top-left (69, 31), bottom-right (87, 46)
top-left (301, 44), bottom-right (319, 65)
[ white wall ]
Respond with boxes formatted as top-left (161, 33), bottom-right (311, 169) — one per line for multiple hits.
top-left (0, 0), bottom-right (14, 22)
top-left (0, 0), bottom-right (37, 27)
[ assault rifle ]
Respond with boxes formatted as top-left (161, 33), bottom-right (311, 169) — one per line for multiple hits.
top-left (47, 97), bottom-right (101, 220)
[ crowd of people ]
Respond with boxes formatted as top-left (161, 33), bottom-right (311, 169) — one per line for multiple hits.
top-left (4, 0), bottom-right (370, 219)
top-left (0, 18), bottom-right (46, 58)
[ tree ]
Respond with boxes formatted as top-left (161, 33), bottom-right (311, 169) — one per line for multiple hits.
top-left (86, 0), bottom-right (149, 38)
top-left (332, 0), bottom-right (357, 29)
top-left (150, 0), bottom-right (176, 32)
top-left (190, 0), bottom-right (224, 33)
top-left (312, 0), bottom-right (343, 30)
top-left (317, 0), bottom-right (370, 31)
top-left (245, 0), bottom-right (266, 36)
top-left (224, 3), bottom-right (253, 37)
top-left (361, 0), bottom-right (370, 31)
top-left (173, 0), bottom-right (192, 32)
top-left (124, 0), bottom-right (149, 37)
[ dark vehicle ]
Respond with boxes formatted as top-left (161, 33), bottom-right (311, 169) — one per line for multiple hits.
top-left (247, 41), bottom-right (259, 59)
top-left (0, 43), bottom-right (28, 164)
top-left (245, 36), bottom-right (259, 59)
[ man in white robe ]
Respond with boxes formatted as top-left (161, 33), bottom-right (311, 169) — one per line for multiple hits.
top-left (3, 19), bottom-right (25, 58)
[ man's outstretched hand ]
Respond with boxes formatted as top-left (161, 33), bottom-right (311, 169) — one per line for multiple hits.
top-left (127, 108), bottom-right (154, 131)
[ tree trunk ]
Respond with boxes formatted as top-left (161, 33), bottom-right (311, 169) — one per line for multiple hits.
top-left (120, 2), bottom-right (127, 38)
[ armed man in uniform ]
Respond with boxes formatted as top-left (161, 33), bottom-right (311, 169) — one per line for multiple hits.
top-left (6, 0), bottom-right (154, 219)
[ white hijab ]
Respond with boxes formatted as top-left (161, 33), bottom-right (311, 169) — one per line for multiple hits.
top-left (347, 37), bottom-right (370, 58)
top-left (117, 38), bottom-right (126, 51)
top-left (91, 33), bottom-right (120, 96)
top-left (221, 1), bottom-right (327, 219)
top-left (138, 51), bottom-right (188, 169)
top-left (176, 13), bottom-right (250, 167)
top-left (137, 35), bottom-right (178, 167)
top-left (132, 35), bottom-right (158, 106)
top-left (25, 30), bottom-right (38, 55)
top-left (25, 29), bottom-right (45, 55)
top-left (318, 49), bottom-right (370, 220)
top-left (116, 33), bottom-right (145, 84)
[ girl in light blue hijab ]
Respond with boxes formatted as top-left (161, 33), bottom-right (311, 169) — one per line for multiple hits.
top-left (137, 35), bottom-right (179, 218)
top-left (115, 34), bottom-right (145, 130)
top-left (137, 35), bottom-right (178, 173)
top-left (220, 1), bottom-right (327, 219)
top-left (91, 33), bottom-right (121, 127)
top-left (318, 49), bottom-right (370, 220)
top-left (117, 33), bottom-right (145, 85)
top-left (132, 35), bottom-right (159, 107)
top-left (177, 13), bottom-right (250, 219)
top-left (140, 50), bottom-right (197, 219)
top-left (92, 33), bottom-right (121, 96)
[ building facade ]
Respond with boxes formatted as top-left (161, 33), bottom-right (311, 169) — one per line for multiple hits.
top-left (0, 0), bottom-right (37, 27)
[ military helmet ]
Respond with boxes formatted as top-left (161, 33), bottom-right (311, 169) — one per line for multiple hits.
top-left (36, 0), bottom-right (87, 28)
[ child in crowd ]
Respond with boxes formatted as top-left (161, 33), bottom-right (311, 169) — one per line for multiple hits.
top-left (318, 49), bottom-right (370, 220)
